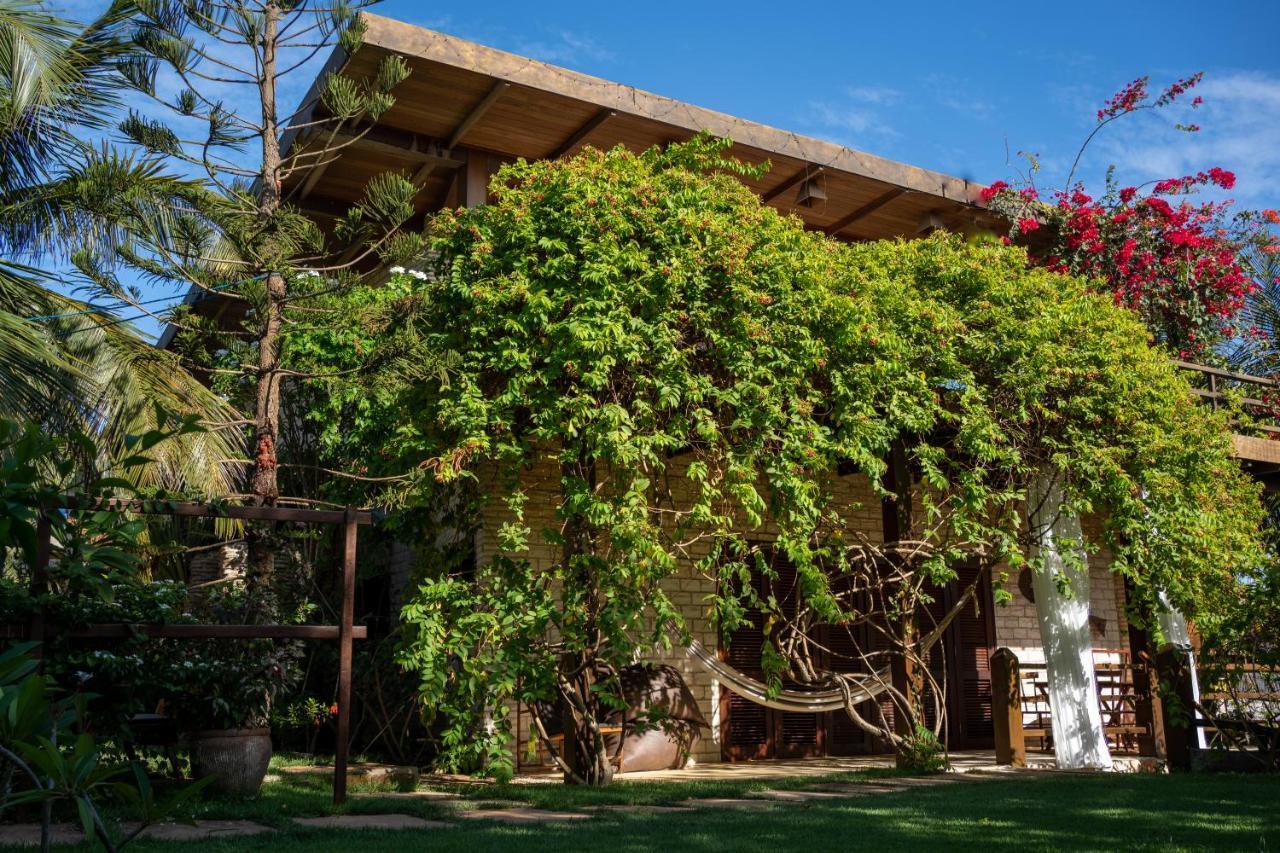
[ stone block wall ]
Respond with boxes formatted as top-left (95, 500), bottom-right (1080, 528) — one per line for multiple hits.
top-left (473, 451), bottom-right (1131, 767)
top-left (476, 450), bottom-right (883, 767)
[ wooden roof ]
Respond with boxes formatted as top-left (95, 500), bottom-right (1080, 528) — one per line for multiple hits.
top-left (288, 13), bottom-right (994, 239)
top-left (162, 14), bottom-right (996, 347)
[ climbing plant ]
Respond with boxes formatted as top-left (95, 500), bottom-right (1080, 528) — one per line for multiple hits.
top-left (305, 137), bottom-right (1265, 782)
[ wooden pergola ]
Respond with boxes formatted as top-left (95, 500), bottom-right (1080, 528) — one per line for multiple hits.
top-left (9, 498), bottom-right (373, 804)
top-left (160, 13), bottom-right (998, 347)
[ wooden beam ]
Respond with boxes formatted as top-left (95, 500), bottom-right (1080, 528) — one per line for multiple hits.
top-left (49, 496), bottom-right (375, 526)
top-left (991, 647), bottom-right (1026, 767)
top-left (761, 165), bottom-right (822, 204)
top-left (59, 624), bottom-right (368, 640)
top-left (297, 159), bottom-right (331, 200)
top-left (448, 80), bottom-right (510, 150)
top-left (824, 188), bottom-right (907, 236)
top-left (330, 131), bottom-right (461, 168)
top-left (460, 148), bottom-right (489, 208)
top-left (551, 108), bottom-right (616, 159)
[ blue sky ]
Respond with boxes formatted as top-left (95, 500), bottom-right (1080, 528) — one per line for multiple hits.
top-left (50, 0), bottom-right (1280, 338)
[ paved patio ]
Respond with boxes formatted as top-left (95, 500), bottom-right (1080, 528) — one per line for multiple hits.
top-left (512, 749), bottom-right (1029, 783)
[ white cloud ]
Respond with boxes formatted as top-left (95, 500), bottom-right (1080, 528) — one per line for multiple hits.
top-left (804, 85), bottom-right (903, 144)
top-left (1083, 71), bottom-right (1280, 209)
top-left (516, 30), bottom-right (614, 67)
top-left (843, 85), bottom-right (902, 105)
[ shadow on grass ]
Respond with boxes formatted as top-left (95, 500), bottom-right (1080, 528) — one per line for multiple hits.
top-left (109, 772), bottom-right (1279, 853)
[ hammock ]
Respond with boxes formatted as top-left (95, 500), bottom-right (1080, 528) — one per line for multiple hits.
top-left (675, 589), bottom-right (967, 715)
top-left (682, 636), bottom-right (890, 713)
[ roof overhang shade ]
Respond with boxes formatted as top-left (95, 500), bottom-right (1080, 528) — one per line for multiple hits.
top-left (161, 13), bottom-right (995, 346)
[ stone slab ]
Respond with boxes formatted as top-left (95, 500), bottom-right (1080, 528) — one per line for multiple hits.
top-left (0, 820), bottom-right (273, 848)
top-left (294, 814), bottom-right (451, 830)
top-left (750, 789), bottom-right (853, 802)
top-left (680, 797), bottom-right (769, 809)
top-left (138, 820), bottom-right (275, 841)
top-left (352, 789), bottom-right (458, 800)
top-left (593, 804), bottom-right (695, 814)
top-left (453, 807), bottom-right (591, 824)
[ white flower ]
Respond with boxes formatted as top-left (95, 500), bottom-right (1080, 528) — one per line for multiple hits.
top-left (409, 269), bottom-right (429, 281)
top-left (390, 265), bottom-right (407, 274)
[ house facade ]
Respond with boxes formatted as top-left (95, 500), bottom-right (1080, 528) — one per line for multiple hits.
top-left (172, 13), bottom-right (1149, 765)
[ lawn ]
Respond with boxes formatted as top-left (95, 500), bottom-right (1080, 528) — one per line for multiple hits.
top-left (69, 766), bottom-right (1280, 852)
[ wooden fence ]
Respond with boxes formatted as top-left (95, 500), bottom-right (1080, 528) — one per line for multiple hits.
top-left (2, 497), bottom-right (374, 804)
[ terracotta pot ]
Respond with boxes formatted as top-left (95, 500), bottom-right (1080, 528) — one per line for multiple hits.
top-left (192, 728), bottom-right (272, 796)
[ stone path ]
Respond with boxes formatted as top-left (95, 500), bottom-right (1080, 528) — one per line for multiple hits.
top-left (294, 814), bottom-right (452, 831)
top-left (454, 806), bottom-right (592, 824)
top-left (0, 771), bottom-right (1000, 845)
top-left (0, 819), bottom-right (273, 847)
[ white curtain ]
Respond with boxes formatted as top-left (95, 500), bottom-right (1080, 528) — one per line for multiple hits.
top-left (1028, 470), bottom-right (1113, 770)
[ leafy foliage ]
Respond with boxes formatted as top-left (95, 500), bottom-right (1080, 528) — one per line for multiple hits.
top-left (303, 137), bottom-right (1265, 780)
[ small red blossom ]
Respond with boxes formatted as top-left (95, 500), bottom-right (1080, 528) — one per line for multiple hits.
top-left (1017, 217), bottom-right (1040, 233)
top-left (980, 180), bottom-right (1010, 203)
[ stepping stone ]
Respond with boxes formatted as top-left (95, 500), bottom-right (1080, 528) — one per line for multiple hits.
top-left (453, 807), bottom-right (591, 824)
top-left (293, 814), bottom-right (451, 830)
top-left (877, 775), bottom-right (964, 787)
top-left (750, 789), bottom-right (852, 802)
top-left (0, 819), bottom-right (274, 847)
top-left (681, 797), bottom-right (765, 809)
top-left (136, 820), bottom-right (275, 841)
top-left (352, 789), bottom-right (458, 800)
top-left (0, 824), bottom-right (86, 847)
top-left (593, 804), bottom-right (694, 814)
top-left (811, 783), bottom-right (907, 796)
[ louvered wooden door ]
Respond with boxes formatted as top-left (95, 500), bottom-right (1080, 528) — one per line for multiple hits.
top-left (769, 555), bottom-right (823, 758)
top-left (721, 567), bottom-right (771, 761)
top-left (946, 563), bottom-right (995, 749)
top-left (719, 546), bottom-right (823, 760)
top-left (920, 563), bottom-right (996, 749)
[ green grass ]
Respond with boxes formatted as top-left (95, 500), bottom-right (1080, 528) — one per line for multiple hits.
top-left (27, 766), bottom-right (1280, 852)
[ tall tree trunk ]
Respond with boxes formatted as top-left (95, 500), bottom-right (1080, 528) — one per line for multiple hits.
top-left (883, 437), bottom-right (927, 762)
top-left (247, 1), bottom-right (283, 616)
top-left (557, 453), bottom-right (613, 785)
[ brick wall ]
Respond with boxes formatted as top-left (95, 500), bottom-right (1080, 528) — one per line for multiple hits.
top-left (475, 451), bottom-right (1130, 767)
top-left (477, 450), bottom-right (882, 767)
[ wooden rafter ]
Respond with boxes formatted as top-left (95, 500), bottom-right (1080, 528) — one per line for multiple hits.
top-left (329, 129), bottom-right (461, 167)
top-left (551, 108), bottom-right (616, 159)
top-left (448, 80), bottom-right (510, 149)
top-left (296, 159), bottom-right (331, 200)
top-left (761, 165), bottom-right (823, 204)
top-left (824, 188), bottom-right (907, 236)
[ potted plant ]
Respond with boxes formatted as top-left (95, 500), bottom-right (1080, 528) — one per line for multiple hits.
top-left (170, 579), bottom-right (301, 797)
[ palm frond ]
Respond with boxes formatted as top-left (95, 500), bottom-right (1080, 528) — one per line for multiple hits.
top-left (0, 0), bottom-right (136, 192)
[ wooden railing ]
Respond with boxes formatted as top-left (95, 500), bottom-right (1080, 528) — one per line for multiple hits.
top-left (990, 647), bottom-right (1157, 767)
top-left (1176, 361), bottom-right (1280, 435)
top-left (1006, 650), bottom-right (1151, 756)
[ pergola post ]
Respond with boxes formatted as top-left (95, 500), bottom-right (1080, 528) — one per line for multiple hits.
top-left (991, 647), bottom-right (1025, 767)
top-left (333, 506), bottom-right (358, 804)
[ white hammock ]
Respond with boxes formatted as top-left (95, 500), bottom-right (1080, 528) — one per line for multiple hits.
top-left (682, 636), bottom-right (890, 713)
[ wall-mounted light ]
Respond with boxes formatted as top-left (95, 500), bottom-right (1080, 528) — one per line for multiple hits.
top-left (796, 175), bottom-right (827, 208)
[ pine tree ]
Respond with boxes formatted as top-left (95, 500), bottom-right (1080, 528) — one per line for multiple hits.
top-left (83, 0), bottom-right (425, 610)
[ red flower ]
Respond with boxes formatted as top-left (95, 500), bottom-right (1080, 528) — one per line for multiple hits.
top-left (1017, 217), bottom-right (1040, 233)
top-left (980, 180), bottom-right (1010, 203)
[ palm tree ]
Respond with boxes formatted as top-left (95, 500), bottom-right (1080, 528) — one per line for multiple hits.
top-left (1228, 239), bottom-right (1280, 378)
top-left (0, 0), bottom-right (245, 495)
